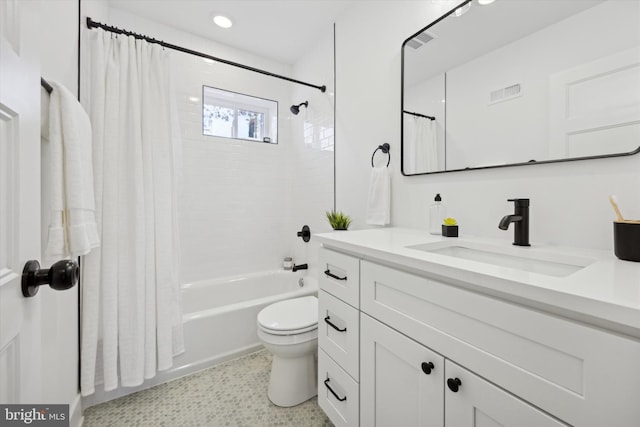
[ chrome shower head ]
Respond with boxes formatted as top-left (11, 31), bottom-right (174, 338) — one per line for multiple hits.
top-left (290, 101), bottom-right (308, 115)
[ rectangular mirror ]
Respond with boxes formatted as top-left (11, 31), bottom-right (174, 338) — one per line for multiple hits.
top-left (401, 0), bottom-right (640, 175)
top-left (203, 85), bottom-right (278, 144)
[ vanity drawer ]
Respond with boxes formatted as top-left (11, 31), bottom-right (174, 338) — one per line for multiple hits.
top-left (318, 248), bottom-right (360, 308)
top-left (318, 290), bottom-right (359, 380)
top-left (318, 348), bottom-right (359, 427)
top-left (360, 260), bottom-right (640, 427)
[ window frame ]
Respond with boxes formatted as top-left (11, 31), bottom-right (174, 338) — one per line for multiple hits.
top-left (202, 85), bottom-right (278, 144)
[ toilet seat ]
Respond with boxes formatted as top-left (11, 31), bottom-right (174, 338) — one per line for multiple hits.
top-left (257, 296), bottom-right (318, 336)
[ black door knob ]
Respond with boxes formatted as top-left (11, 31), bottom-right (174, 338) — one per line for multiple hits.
top-left (22, 259), bottom-right (79, 298)
top-left (421, 362), bottom-right (434, 375)
top-left (447, 377), bottom-right (462, 393)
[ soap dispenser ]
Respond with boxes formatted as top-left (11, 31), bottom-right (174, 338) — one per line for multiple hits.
top-left (429, 194), bottom-right (446, 235)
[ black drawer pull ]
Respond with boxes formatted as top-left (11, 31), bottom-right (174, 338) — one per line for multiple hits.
top-left (324, 316), bottom-right (347, 332)
top-left (324, 378), bottom-right (347, 401)
top-left (324, 269), bottom-right (347, 281)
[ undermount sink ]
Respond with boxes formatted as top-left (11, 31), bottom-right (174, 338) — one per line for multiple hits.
top-left (406, 241), bottom-right (595, 277)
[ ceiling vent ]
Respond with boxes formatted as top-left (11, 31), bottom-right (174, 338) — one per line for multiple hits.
top-left (406, 31), bottom-right (436, 50)
top-left (416, 31), bottom-right (435, 44)
top-left (406, 39), bottom-right (422, 50)
top-left (489, 83), bottom-right (522, 105)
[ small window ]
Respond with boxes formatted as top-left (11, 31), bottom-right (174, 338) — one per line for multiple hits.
top-left (202, 86), bottom-right (278, 144)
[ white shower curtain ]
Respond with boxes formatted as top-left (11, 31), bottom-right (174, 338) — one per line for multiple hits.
top-left (404, 115), bottom-right (438, 173)
top-left (81, 29), bottom-right (184, 396)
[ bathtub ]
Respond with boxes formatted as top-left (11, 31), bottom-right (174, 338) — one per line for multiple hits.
top-left (175, 269), bottom-right (317, 374)
top-left (83, 269), bottom-right (317, 407)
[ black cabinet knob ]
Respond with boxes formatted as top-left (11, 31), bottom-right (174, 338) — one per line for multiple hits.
top-left (421, 362), bottom-right (434, 375)
top-left (447, 377), bottom-right (462, 393)
top-left (22, 259), bottom-right (79, 298)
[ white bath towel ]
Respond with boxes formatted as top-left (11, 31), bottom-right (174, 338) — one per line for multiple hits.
top-left (366, 166), bottom-right (391, 226)
top-left (45, 80), bottom-right (100, 258)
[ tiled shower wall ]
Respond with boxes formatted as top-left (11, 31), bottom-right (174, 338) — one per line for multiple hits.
top-left (286, 29), bottom-right (336, 274)
top-left (107, 8), bottom-right (334, 284)
top-left (173, 53), bottom-right (292, 283)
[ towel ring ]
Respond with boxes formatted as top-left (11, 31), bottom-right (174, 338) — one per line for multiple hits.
top-left (371, 143), bottom-right (390, 167)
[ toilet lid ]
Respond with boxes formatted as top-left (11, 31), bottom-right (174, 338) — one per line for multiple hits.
top-left (257, 296), bottom-right (318, 332)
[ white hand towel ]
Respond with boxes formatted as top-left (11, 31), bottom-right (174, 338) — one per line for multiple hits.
top-left (45, 80), bottom-right (100, 258)
top-left (366, 166), bottom-right (391, 226)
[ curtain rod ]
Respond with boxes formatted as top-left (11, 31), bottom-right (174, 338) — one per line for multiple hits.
top-left (86, 17), bottom-right (327, 93)
top-left (403, 110), bottom-right (435, 121)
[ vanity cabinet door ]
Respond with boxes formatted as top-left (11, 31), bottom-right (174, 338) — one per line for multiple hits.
top-left (445, 361), bottom-right (567, 427)
top-left (361, 313), bottom-right (444, 427)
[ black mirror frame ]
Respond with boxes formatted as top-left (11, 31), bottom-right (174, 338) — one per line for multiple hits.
top-left (400, 0), bottom-right (640, 176)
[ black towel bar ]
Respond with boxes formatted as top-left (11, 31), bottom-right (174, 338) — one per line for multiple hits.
top-left (371, 143), bottom-right (390, 167)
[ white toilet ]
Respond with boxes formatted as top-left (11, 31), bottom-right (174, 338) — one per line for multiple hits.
top-left (257, 295), bottom-right (318, 407)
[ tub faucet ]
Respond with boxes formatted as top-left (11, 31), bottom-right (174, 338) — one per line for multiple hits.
top-left (499, 198), bottom-right (530, 246)
top-left (292, 263), bottom-right (308, 272)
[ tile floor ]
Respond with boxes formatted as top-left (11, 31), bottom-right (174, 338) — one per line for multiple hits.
top-left (83, 350), bottom-right (333, 427)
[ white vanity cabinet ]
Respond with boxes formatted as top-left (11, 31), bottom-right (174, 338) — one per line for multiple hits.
top-left (360, 260), bottom-right (640, 427)
top-left (317, 240), bottom-right (640, 427)
top-left (361, 314), bottom-right (565, 427)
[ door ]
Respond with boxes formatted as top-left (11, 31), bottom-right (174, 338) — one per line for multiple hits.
top-left (360, 313), bottom-right (444, 426)
top-left (0, 0), bottom-right (43, 403)
top-left (445, 361), bottom-right (567, 427)
top-left (549, 47), bottom-right (640, 158)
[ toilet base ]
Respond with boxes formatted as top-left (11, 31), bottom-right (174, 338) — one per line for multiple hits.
top-left (266, 341), bottom-right (318, 407)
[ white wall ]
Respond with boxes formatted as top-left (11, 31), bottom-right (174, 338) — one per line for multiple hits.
top-left (38, 1), bottom-right (82, 426)
top-left (335, 0), bottom-right (640, 251)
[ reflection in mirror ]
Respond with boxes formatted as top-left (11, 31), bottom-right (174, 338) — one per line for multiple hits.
top-left (401, 0), bottom-right (640, 175)
top-left (203, 86), bottom-right (278, 143)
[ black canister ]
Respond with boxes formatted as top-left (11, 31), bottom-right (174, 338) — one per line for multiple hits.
top-left (613, 221), bottom-right (640, 262)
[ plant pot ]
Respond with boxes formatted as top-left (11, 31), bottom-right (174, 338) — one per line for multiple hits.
top-left (442, 225), bottom-right (458, 237)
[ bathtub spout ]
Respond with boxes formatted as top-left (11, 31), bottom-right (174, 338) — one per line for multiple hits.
top-left (292, 263), bottom-right (308, 272)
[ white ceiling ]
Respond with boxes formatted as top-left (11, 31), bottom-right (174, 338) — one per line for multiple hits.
top-left (108, 0), bottom-right (356, 64)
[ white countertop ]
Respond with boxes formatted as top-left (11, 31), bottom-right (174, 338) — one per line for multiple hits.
top-left (315, 228), bottom-right (640, 338)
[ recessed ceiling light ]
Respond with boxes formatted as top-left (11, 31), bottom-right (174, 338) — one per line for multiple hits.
top-left (212, 15), bottom-right (232, 29)
top-left (478, 0), bottom-right (495, 5)
top-left (188, 96), bottom-right (200, 103)
top-left (203, 58), bottom-right (215, 64)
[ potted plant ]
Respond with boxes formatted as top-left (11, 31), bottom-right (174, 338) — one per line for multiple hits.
top-left (326, 210), bottom-right (352, 230)
top-left (442, 217), bottom-right (459, 237)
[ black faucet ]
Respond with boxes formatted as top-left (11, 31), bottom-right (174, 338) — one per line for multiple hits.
top-left (292, 263), bottom-right (308, 272)
top-left (499, 198), bottom-right (530, 246)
